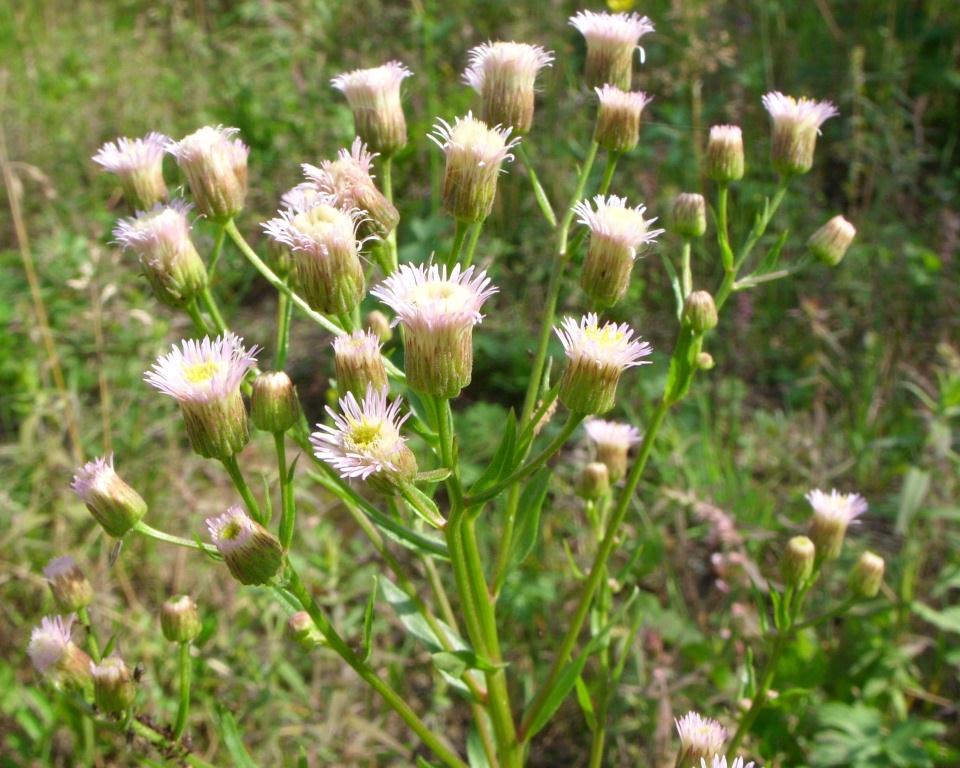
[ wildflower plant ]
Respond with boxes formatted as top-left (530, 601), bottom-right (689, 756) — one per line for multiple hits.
top-left (30, 8), bottom-right (885, 767)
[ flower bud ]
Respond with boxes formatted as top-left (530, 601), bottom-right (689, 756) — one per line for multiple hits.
top-left (166, 126), bottom-right (249, 220)
top-left (670, 193), bottom-right (707, 239)
top-left (593, 86), bottom-right (651, 153)
top-left (161, 595), bottom-right (202, 643)
top-left (806, 488), bottom-right (867, 561)
top-left (333, 331), bottom-right (388, 400)
top-left (287, 611), bottom-right (324, 649)
top-left (584, 419), bottom-right (641, 483)
top-left (91, 656), bottom-right (136, 714)
top-left (365, 309), bottom-right (393, 343)
top-left (463, 42), bottom-right (553, 135)
top-left (849, 551), bottom-right (884, 599)
top-left (762, 92), bottom-right (838, 177)
top-left (683, 291), bottom-right (718, 333)
top-left (570, 11), bottom-right (655, 90)
top-left (332, 62), bottom-right (413, 157)
top-left (705, 125), bottom-right (745, 183)
top-left (577, 462), bottom-right (610, 500)
top-left (781, 535), bottom-right (815, 586)
top-left (251, 371), bottom-right (299, 433)
top-left (43, 557), bottom-right (93, 613)
top-left (71, 455), bottom-right (148, 538)
top-left (697, 352), bottom-right (715, 370)
top-left (431, 114), bottom-right (518, 224)
top-left (807, 215), bottom-right (856, 266)
top-left (207, 506), bottom-right (283, 585)
top-left (28, 616), bottom-right (93, 694)
top-left (92, 132), bottom-right (169, 211)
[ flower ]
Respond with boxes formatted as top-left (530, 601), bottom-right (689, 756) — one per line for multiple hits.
top-left (113, 200), bottom-right (208, 308)
top-left (92, 131), bottom-right (168, 210)
top-left (71, 454), bottom-right (148, 537)
top-left (333, 330), bottom-right (388, 400)
top-left (573, 195), bottom-right (663, 307)
top-left (43, 556), bottom-right (93, 612)
top-left (28, 615), bottom-right (92, 692)
top-left (332, 61), bottom-right (413, 155)
top-left (429, 113), bottom-right (519, 223)
top-left (206, 505), bottom-right (283, 584)
top-left (302, 138), bottom-right (399, 236)
top-left (806, 488), bottom-right (867, 560)
top-left (807, 215), bottom-right (856, 266)
top-left (160, 595), bottom-right (203, 643)
top-left (91, 656), bottom-right (136, 714)
top-left (761, 92), bottom-right (838, 176)
top-left (584, 418), bottom-right (641, 482)
top-left (166, 125), bottom-right (249, 219)
top-left (311, 386), bottom-right (418, 492)
top-left (463, 41), bottom-right (554, 134)
top-left (705, 125), bottom-right (745, 183)
top-left (576, 461), bottom-right (610, 500)
top-left (683, 291), bottom-right (719, 333)
top-left (263, 201), bottom-right (366, 316)
top-left (675, 711), bottom-right (727, 765)
top-left (556, 314), bottom-right (652, 414)
top-left (593, 85), bottom-right (651, 153)
top-left (372, 262), bottom-right (497, 396)
top-left (145, 334), bottom-right (259, 460)
top-left (569, 10), bottom-right (655, 89)
top-left (699, 757), bottom-right (756, 768)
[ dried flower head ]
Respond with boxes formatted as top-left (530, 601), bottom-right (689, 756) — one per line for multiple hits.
top-left (556, 313), bottom-right (652, 414)
top-left (113, 200), bottom-right (207, 308)
top-left (808, 214), bottom-right (856, 266)
top-left (206, 505), bottom-right (283, 584)
top-left (302, 139), bottom-right (399, 236)
top-left (71, 454), bottom-right (148, 537)
top-left (166, 125), bottom-right (249, 219)
top-left (594, 85), bottom-right (651, 153)
top-left (311, 386), bottom-right (417, 492)
top-left (705, 125), bottom-right (745, 183)
top-left (806, 488), bottom-right (867, 560)
top-left (372, 263), bottom-right (498, 397)
top-left (145, 334), bottom-right (259, 459)
top-left (332, 61), bottom-right (413, 155)
top-left (263, 201), bottom-right (366, 316)
top-left (92, 131), bottom-right (169, 210)
top-left (430, 113), bottom-right (519, 223)
top-left (28, 615), bottom-right (92, 693)
top-left (463, 41), bottom-right (554, 134)
top-left (43, 556), bottom-right (93, 613)
top-left (334, 330), bottom-right (388, 400)
top-left (584, 418), bottom-right (642, 482)
top-left (91, 656), bottom-right (136, 714)
top-left (569, 10), bottom-right (655, 89)
top-left (761, 92), bottom-right (838, 176)
top-left (574, 195), bottom-right (663, 307)
top-left (675, 711), bottom-right (727, 765)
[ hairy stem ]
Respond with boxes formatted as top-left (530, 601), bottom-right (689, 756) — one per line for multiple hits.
top-left (220, 453), bottom-right (262, 523)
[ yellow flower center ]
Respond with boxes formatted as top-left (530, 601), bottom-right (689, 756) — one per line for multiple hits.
top-left (347, 419), bottom-right (385, 451)
top-left (221, 519), bottom-right (243, 540)
top-left (410, 281), bottom-right (472, 312)
top-left (184, 360), bottom-right (221, 384)
top-left (583, 324), bottom-right (624, 349)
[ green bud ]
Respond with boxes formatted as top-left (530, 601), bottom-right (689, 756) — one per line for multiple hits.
top-left (251, 371), bottom-right (299, 433)
top-left (697, 352), bottom-right (715, 370)
top-left (683, 291), bottom-right (718, 333)
top-left (807, 215), bottom-right (856, 267)
top-left (43, 557), bottom-right (93, 613)
top-left (207, 506), bottom-right (283, 586)
top-left (161, 595), bottom-right (202, 643)
top-left (705, 125), bottom-right (745, 183)
top-left (365, 310), bottom-right (393, 344)
top-left (180, 391), bottom-right (250, 460)
top-left (781, 535), bottom-right (815, 586)
top-left (670, 193), bottom-right (707, 239)
top-left (92, 656), bottom-right (136, 714)
top-left (576, 462), bottom-right (610, 500)
top-left (71, 456), bottom-right (148, 538)
top-left (287, 611), bottom-right (325, 650)
top-left (849, 551), bottom-right (884, 599)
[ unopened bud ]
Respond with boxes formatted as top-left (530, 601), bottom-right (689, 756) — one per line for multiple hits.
top-left (167, 126), bottom-right (249, 220)
top-left (593, 86), bottom-right (651, 153)
top-left (577, 462), bottom-right (610, 500)
top-left (807, 215), bottom-right (856, 266)
top-left (781, 536), bottom-right (815, 586)
top-left (762, 92), bottom-right (839, 177)
top-left (332, 62), bottom-right (413, 157)
top-left (697, 352), bottom-right (715, 370)
top-left (161, 595), bottom-right (202, 643)
top-left (206, 506), bottom-right (283, 585)
top-left (251, 371), bottom-right (299, 433)
top-left (287, 611), bottom-right (324, 649)
top-left (849, 551), bottom-right (884, 598)
top-left (43, 557), bottom-right (93, 613)
top-left (333, 331), bottom-right (388, 400)
top-left (92, 656), bottom-right (136, 714)
top-left (464, 42), bottom-right (553, 135)
top-left (683, 291), bottom-right (718, 333)
top-left (365, 310), bottom-right (393, 343)
top-left (71, 455), bottom-right (148, 538)
top-left (570, 11), bottom-right (655, 91)
top-left (705, 125), bottom-right (745, 183)
top-left (670, 193), bottom-right (707, 238)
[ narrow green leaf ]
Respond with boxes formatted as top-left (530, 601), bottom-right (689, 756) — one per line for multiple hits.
top-left (507, 468), bottom-right (552, 571)
top-left (912, 602), bottom-right (960, 634)
top-left (664, 327), bottom-right (702, 405)
top-left (755, 228), bottom-right (790, 274)
top-left (896, 467), bottom-right (930, 534)
top-left (467, 720), bottom-right (494, 768)
top-left (574, 675), bottom-right (597, 733)
top-left (416, 468), bottom-right (453, 483)
top-left (658, 251), bottom-right (684, 321)
top-left (261, 473), bottom-right (274, 525)
top-left (217, 706), bottom-right (258, 768)
top-left (362, 575), bottom-right (378, 662)
top-left (287, 452), bottom-right (300, 483)
top-left (101, 633), bottom-right (118, 658)
top-left (469, 410), bottom-right (517, 493)
top-left (416, 758), bottom-right (441, 768)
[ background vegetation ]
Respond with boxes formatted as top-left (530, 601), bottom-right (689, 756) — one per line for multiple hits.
top-left (1, 0), bottom-right (958, 765)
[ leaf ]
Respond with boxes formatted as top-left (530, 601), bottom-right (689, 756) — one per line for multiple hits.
top-left (574, 674), bottom-right (597, 733)
top-left (467, 720), bottom-right (493, 768)
top-left (658, 251), bottom-right (684, 321)
top-left (416, 758), bottom-right (441, 768)
top-left (663, 327), bottom-right (702, 405)
top-left (416, 468), bottom-right (453, 483)
top-left (911, 602), bottom-right (960, 634)
top-left (896, 467), bottom-right (930, 534)
top-left (754, 228), bottom-right (790, 274)
top-left (362, 575), bottom-right (378, 662)
top-left (469, 410), bottom-right (518, 493)
top-left (433, 649), bottom-right (503, 676)
top-left (261, 473), bottom-right (274, 525)
top-left (217, 706), bottom-right (258, 768)
top-left (507, 468), bottom-right (552, 572)
top-left (101, 633), bottom-right (118, 658)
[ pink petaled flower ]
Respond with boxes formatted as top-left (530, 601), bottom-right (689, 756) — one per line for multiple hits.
top-left (556, 314), bottom-right (652, 372)
top-left (145, 334), bottom-right (259, 405)
top-left (311, 386), bottom-right (415, 482)
top-left (429, 113), bottom-right (519, 171)
top-left (463, 42), bottom-right (553, 134)
top-left (165, 125), bottom-right (249, 170)
top-left (584, 419), bottom-right (641, 450)
top-left (574, 194), bottom-right (664, 255)
top-left (205, 505), bottom-right (282, 585)
top-left (805, 488), bottom-right (867, 526)
top-left (569, 9), bottom-right (655, 49)
top-left (595, 84), bottom-right (652, 114)
top-left (28, 615), bottom-right (74, 672)
top-left (43, 556), bottom-right (79, 582)
top-left (701, 758), bottom-right (756, 768)
top-left (70, 454), bottom-right (118, 502)
top-left (92, 132), bottom-right (168, 176)
top-left (332, 61), bottom-right (413, 155)
top-left (675, 711), bottom-right (727, 763)
top-left (165, 126), bottom-right (249, 219)
top-left (762, 92), bottom-right (838, 176)
top-left (206, 505), bottom-right (258, 553)
top-left (263, 201), bottom-right (368, 256)
top-left (569, 10), bottom-right (655, 89)
top-left (280, 182), bottom-right (322, 211)
top-left (113, 199), bottom-right (193, 249)
top-left (761, 92), bottom-right (838, 132)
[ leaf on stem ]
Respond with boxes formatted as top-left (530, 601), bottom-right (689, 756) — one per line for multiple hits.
top-left (260, 474), bottom-right (274, 526)
top-left (217, 706), bottom-right (258, 768)
top-left (506, 468), bottom-right (552, 573)
top-left (362, 575), bottom-right (378, 662)
top-left (574, 675), bottom-right (598, 733)
top-left (416, 468), bottom-right (453, 483)
top-left (469, 410), bottom-right (518, 494)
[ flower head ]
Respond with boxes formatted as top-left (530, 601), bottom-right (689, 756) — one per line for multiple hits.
top-left (808, 215), bottom-right (856, 266)
top-left (311, 386), bottom-right (417, 490)
top-left (675, 711), bottom-right (727, 765)
top-left (761, 92), bottom-right (838, 175)
top-left (430, 113), bottom-right (519, 222)
top-left (705, 125), bottom-right (745, 182)
top-left (584, 418), bottom-right (641, 482)
top-left (594, 85), bottom-right (651, 152)
top-left (700, 757), bottom-right (755, 768)
top-left (166, 125), bottom-right (249, 219)
top-left (806, 488), bottom-right (867, 560)
top-left (161, 595), bottom-right (202, 643)
top-left (570, 10), bottom-right (655, 89)
top-left (850, 550), bottom-right (885, 598)
top-left (671, 193), bottom-right (707, 239)
top-left (92, 131), bottom-right (168, 210)
top-left (28, 615), bottom-right (75, 673)
top-left (206, 505), bottom-right (283, 584)
top-left (113, 200), bottom-right (207, 307)
top-left (91, 656), bottom-right (136, 714)
top-left (71, 454), bottom-right (148, 537)
top-left (333, 329), bottom-right (388, 400)
top-left (250, 371), bottom-right (299, 434)
top-left (556, 314), bottom-right (652, 414)
top-left (43, 556), bottom-right (94, 612)
top-left (332, 61), bottom-right (413, 155)
top-left (463, 41), bottom-right (554, 134)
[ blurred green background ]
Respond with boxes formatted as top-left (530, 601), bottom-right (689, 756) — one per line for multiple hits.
top-left (1, 0), bottom-right (958, 766)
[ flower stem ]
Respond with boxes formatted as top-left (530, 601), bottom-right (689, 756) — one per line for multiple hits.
top-left (381, 157), bottom-right (399, 274)
top-left (208, 224), bottom-right (226, 278)
top-left (598, 151), bottom-right (619, 196)
top-left (681, 238), bottom-right (692, 297)
top-left (516, 142), bottom-right (557, 227)
top-left (275, 432), bottom-right (296, 550)
top-left (448, 219), bottom-right (470, 269)
top-left (274, 288), bottom-right (292, 370)
top-left (463, 221), bottom-right (483, 268)
top-left (132, 521), bottom-right (220, 557)
top-left (77, 606), bottom-right (100, 662)
top-left (220, 453), bottom-right (262, 523)
top-left (172, 641), bottom-right (192, 740)
top-left (199, 286), bottom-right (227, 336)
top-left (185, 299), bottom-right (210, 337)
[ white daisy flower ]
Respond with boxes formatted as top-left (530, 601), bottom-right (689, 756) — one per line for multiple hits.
top-left (806, 488), bottom-right (867, 560)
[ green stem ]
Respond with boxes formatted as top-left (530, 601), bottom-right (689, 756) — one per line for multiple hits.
top-left (597, 151), bottom-right (619, 196)
top-left (208, 224), bottom-right (226, 278)
top-left (282, 565), bottom-right (468, 768)
top-left (521, 399), bottom-right (670, 740)
top-left (516, 142), bottom-right (558, 227)
top-left (726, 631), bottom-right (787, 757)
top-left (680, 238), bottom-right (692, 297)
top-left (381, 156), bottom-right (400, 274)
top-left (77, 606), bottom-right (100, 662)
top-left (448, 219), bottom-right (470, 269)
top-left (132, 521), bottom-right (220, 556)
top-left (463, 222), bottom-right (483, 268)
top-left (275, 432), bottom-right (296, 551)
top-left (274, 289), bottom-right (292, 370)
top-left (220, 453), bottom-right (262, 523)
top-left (516, 382), bottom-right (561, 447)
top-left (185, 300), bottom-right (209, 337)
top-left (199, 286), bottom-right (227, 336)
top-left (172, 641), bottom-right (191, 740)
